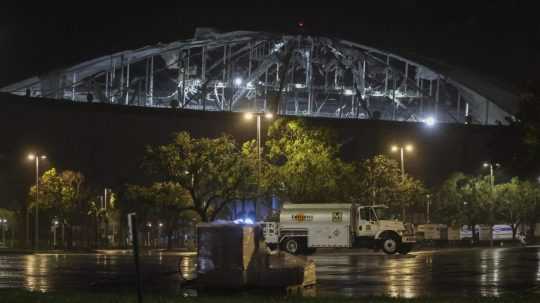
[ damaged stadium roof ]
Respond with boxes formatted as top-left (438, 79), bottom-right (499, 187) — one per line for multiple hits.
top-left (1, 28), bottom-right (518, 125)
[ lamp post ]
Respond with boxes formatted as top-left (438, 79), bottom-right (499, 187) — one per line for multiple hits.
top-left (28, 153), bottom-right (46, 250)
top-left (1, 218), bottom-right (6, 247)
top-left (483, 162), bottom-right (500, 247)
top-left (390, 144), bottom-right (413, 182)
top-left (390, 144), bottom-right (413, 221)
top-left (146, 222), bottom-right (152, 247)
top-left (52, 219), bottom-right (59, 248)
top-left (244, 112), bottom-right (273, 219)
top-left (426, 194), bottom-right (431, 224)
top-left (158, 222), bottom-right (163, 248)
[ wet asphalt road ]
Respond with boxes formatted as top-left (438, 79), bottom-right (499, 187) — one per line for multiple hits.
top-left (1, 247), bottom-right (539, 297)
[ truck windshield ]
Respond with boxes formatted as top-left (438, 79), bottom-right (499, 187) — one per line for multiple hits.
top-left (373, 207), bottom-right (390, 220)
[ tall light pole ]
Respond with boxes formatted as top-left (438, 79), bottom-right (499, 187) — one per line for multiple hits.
top-left (28, 153), bottom-right (46, 250)
top-left (52, 219), bottom-right (59, 248)
top-left (483, 162), bottom-right (498, 189)
top-left (391, 144), bottom-right (413, 221)
top-left (1, 218), bottom-right (6, 247)
top-left (146, 222), bottom-right (152, 247)
top-left (483, 162), bottom-right (500, 247)
top-left (391, 144), bottom-right (413, 182)
top-left (158, 222), bottom-right (163, 248)
top-left (244, 112), bottom-right (273, 219)
top-left (426, 194), bottom-right (431, 224)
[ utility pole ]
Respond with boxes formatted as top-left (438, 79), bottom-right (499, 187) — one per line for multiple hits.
top-left (244, 112), bottom-right (273, 220)
top-left (391, 144), bottom-right (414, 220)
top-left (483, 162), bottom-right (499, 247)
top-left (28, 153), bottom-right (46, 250)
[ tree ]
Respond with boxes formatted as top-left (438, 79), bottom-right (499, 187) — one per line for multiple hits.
top-left (143, 132), bottom-right (254, 222)
top-left (28, 168), bottom-right (87, 248)
top-left (264, 118), bottom-right (355, 204)
top-left (126, 182), bottom-right (196, 249)
top-left (355, 155), bottom-right (427, 221)
top-left (496, 179), bottom-right (521, 240)
top-left (435, 173), bottom-right (491, 243)
top-left (520, 182), bottom-right (540, 239)
top-left (0, 208), bottom-right (15, 243)
top-left (356, 155), bottom-right (402, 206)
top-left (496, 179), bottom-right (540, 240)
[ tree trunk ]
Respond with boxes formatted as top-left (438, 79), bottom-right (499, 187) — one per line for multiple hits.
top-left (511, 223), bottom-right (520, 241)
top-left (200, 212), bottom-right (208, 222)
top-left (95, 216), bottom-right (99, 249)
top-left (167, 229), bottom-right (173, 250)
top-left (470, 223), bottom-right (477, 245)
top-left (489, 224), bottom-right (494, 247)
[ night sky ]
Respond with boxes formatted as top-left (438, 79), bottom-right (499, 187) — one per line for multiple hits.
top-left (1, 2), bottom-right (539, 87)
top-left (0, 2), bottom-right (537, 209)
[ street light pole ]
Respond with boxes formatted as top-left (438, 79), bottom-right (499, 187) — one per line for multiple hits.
top-left (1, 219), bottom-right (6, 247)
top-left (483, 162), bottom-right (499, 247)
top-left (426, 194), bottom-right (431, 224)
top-left (245, 112), bottom-right (273, 220)
top-left (257, 114), bottom-right (261, 179)
top-left (35, 156), bottom-right (39, 250)
top-left (391, 144), bottom-right (413, 221)
top-left (28, 153), bottom-right (46, 250)
top-left (391, 144), bottom-right (413, 183)
top-left (52, 219), bottom-right (58, 248)
top-left (400, 146), bottom-right (405, 182)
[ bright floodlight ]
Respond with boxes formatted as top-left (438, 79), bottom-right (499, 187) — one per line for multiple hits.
top-left (344, 89), bottom-right (354, 96)
top-left (265, 112), bottom-right (274, 119)
top-left (234, 77), bottom-right (243, 86)
top-left (243, 218), bottom-right (254, 225)
top-left (159, 223), bottom-right (163, 227)
top-left (244, 112), bottom-right (254, 120)
top-left (28, 154), bottom-right (36, 160)
top-left (406, 144), bottom-right (413, 152)
top-left (147, 222), bottom-right (152, 228)
top-left (483, 162), bottom-right (490, 168)
top-left (424, 116), bottom-right (436, 127)
top-left (41, 155), bottom-right (47, 160)
top-left (391, 146), bottom-right (398, 152)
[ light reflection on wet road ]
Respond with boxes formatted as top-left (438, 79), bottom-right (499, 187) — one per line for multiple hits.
top-left (0, 251), bottom-right (182, 293)
top-left (313, 246), bottom-right (540, 297)
top-left (1, 247), bottom-right (539, 297)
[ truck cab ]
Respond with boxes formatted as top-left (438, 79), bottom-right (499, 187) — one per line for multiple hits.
top-left (356, 205), bottom-right (415, 254)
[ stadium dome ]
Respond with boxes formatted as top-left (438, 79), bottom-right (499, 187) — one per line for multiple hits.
top-left (1, 28), bottom-right (518, 125)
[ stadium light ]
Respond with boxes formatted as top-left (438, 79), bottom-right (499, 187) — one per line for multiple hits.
top-left (424, 116), bottom-right (437, 127)
top-left (234, 77), bottom-right (243, 86)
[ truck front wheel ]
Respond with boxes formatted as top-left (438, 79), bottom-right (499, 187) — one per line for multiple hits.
top-left (381, 235), bottom-right (399, 255)
top-left (282, 238), bottom-right (304, 255)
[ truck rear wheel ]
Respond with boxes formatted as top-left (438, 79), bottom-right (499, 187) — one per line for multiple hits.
top-left (282, 238), bottom-right (304, 255)
top-left (381, 235), bottom-right (399, 255)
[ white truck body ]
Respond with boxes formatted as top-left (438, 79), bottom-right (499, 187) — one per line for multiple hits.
top-left (262, 203), bottom-right (415, 255)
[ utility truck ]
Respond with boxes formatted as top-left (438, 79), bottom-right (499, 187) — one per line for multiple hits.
top-left (262, 203), bottom-right (415, 255)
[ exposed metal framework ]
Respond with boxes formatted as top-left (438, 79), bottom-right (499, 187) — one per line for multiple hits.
top-left (1, 28), bottom-right (517, 125)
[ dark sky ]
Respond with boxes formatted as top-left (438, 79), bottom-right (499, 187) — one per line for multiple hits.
top-left (0, 2), bottom-right (535, 210)
top-left (1, 2), bottom-right (539, 88)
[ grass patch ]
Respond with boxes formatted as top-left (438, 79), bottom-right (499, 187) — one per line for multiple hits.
top-left (1, 289), bottom-right (539, 303)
